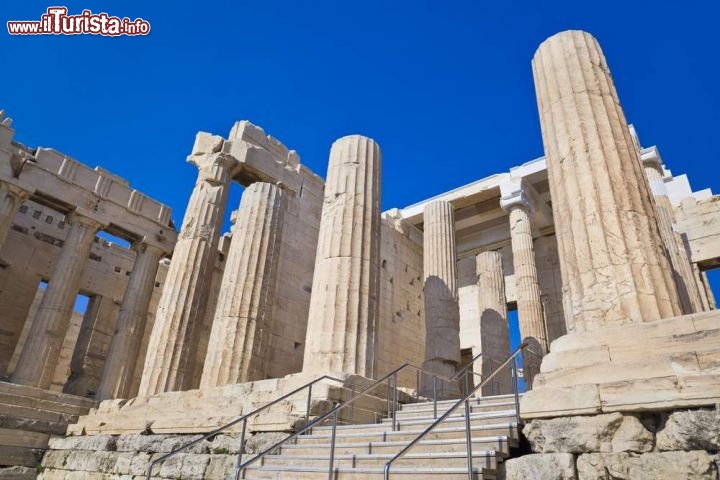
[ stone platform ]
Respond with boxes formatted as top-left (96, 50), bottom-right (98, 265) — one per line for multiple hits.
top-left (68, 373), bottom-right (411, 437)
top-left (521, 310), bottom-right (720, 420)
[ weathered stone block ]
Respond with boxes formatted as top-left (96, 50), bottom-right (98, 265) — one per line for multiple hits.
top-left (577, 451), bottom-right (717, 479)
top-left (505, 453), bottom-right (576, 480)
top-left (656, 408), bottom-right (720, 452)
top-left (524, 413), bottom-right (654, 454)
top-left (48, 434), bottom-right (116, 451)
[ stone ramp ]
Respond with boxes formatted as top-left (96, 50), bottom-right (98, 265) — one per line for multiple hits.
top-left (0, 382), bottom-right (95, 474)
top-left (36, 393), bottom-right (521, 479)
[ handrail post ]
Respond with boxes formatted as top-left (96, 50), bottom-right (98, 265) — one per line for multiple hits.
top-left (306, 383), bottom-right (313, 425)
top-left (233, 418), bottom-right (247, 480)
top-left (512, 356), bottom-right (521, 425)
top-left (387, 377), bottom-right (392, 419)
top-left (464, 398), bottom-right (473, 480)
top-left (415, 369), bottom-right (420, 403)
top-left (328, 410), bottom-right (338, 480)
top-left (391, 373), bottom-right (398, 432)
top-left (432, 376), bottom-right (437, 419)
top-left (351, 384), bottom-right (356, 423)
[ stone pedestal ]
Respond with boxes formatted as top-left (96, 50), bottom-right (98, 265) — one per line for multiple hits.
top-left (533, 30), bottom-right (681, 333)
top-left (11, 211), bottom-right (104, 389)
top-left (96, 241), bottom-right (165, 401)
top-left (139, 135), bottom-right (235, 396)
top-left (302, 135), bottom-right (381, 378)
top-left (421, 200), bottom-right (461, 398)
top-left (201, 182), bottom-right (285, 388)
top-left (475, 251), bottom-right (511, 395)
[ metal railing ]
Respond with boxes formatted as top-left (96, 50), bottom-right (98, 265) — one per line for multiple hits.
top-left (145, 374), bottom-right (348, 479)
top-left (383, 342), bottom-right (535, 480)
top-left (233, 353), bottom-right (485, 480)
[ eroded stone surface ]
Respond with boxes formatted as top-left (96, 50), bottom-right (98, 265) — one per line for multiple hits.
top-left (656, 408), bottom-right (720, 452)
top-left (505, 453), bottom-right (576, 480)
top-left (577, 451), bottom-right (717, 480)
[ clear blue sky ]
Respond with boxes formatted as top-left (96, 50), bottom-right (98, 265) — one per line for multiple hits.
top-left (4, 1), bottom-right (720, 302)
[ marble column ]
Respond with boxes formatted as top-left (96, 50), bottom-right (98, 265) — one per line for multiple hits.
top-left (0, 183), bottom-right (30, 251)
top-left (475, 251), bottom-right (511, 395)
top-left (533, 30), bottom-right (681, 332)
top-left (422, 200), bottom-right (461, 398)
top-left (302, 135), bottom-right (381, 377)
top-left (200, 182), bottom-right (285, 388)
top-left (11, 210), bottom-right (104, 388)
top-left (139, 136), bottom-right (235, 396)
top-left (501, 187), bottom-right (547, 388)
top-left (96, 241), bottom-right (164, 401)
top-left (642, 155), bottom-right (704, 314)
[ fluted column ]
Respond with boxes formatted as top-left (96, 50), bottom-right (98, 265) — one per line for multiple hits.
top-left (533, 30), bottom-right (681, 332)
top-left (302, 135), bottom-right (381, 377)
top-left (201, 182), bottom-right (285, 388)
top-left (0, 183), bottom-right (30, 250)
top-left (11, 210), bottom-right (104, 388)
top-left (475, 251), bottom-right (511, 395)
top-left (500, 185), bottom-right (547, 388)
top-left (422, 201), bottom-right (461, 398)
top-left (96, 241), bottom-right (165, 400)
top-left (139, 135), bottom-right (235, 396)
top-left (642, 156), bottom-right (704, 313)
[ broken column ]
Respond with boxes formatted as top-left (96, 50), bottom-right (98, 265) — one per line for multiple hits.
top-left (421, 200), bottom-right (461, 398)
top-left (533, 30), bottom-right (681, 332)
top-left (475, 250), bottom-right (511, 395)
top-left (302, 135), bottom-right (381, 377)
top-left (96, 240), bottom-right (165, 401)
top-left (501, 183), bottom-right (547, 388)
top-left (200, 182), bottom-right (285, 388)
top-left (641, 150), bottom-right (705, 314)
top-left (138, 134), bottom-right (236, 396)
top-left (11, 210), bottom-right (104, 388)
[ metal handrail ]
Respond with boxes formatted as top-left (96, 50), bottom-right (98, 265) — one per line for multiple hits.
top-left (145, 374), bottom-right (346, 479)
top-left (383, 342), bottom-right (530, 480)
top-left (234, 356), bottom-right (481, 480)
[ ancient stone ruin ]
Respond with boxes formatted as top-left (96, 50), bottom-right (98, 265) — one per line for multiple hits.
top-left (0, 30), bottom-right (718, 479)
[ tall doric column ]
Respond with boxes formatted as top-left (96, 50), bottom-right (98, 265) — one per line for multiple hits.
top-left (139, 134), bottom-right (235, 396)
top-left (11, 210), bottom-right (104, 388)
top-left (302, 135), bottom-right (381, 377)
top-left (475, 251), bottom-right (511, 395)
top-left (501, 183), bottom-right (547, 388)
top-left (0, 183), bottom-right (30, 251)
top-left (201, 182), bottom-right (285, 388)
top-left (533, 30), bottom-right (681, 332)
top-left (422, 200), bottom-right (461, 397)
top-left (96, 241), bottom-right (165, 400)
top-left (641, 153), bottom-right (704, 313)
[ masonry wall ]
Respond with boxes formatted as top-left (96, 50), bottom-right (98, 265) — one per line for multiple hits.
top-left (376, 217), bottom-right (425, 388)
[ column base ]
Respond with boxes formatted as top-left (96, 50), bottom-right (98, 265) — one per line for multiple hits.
top-left (520, 310), bottom-right (720, 420)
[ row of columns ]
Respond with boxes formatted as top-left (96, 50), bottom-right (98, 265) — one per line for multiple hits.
top-left (0, 181), bottom-right (170, 397)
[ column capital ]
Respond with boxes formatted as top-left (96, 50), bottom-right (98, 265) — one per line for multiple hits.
top-left (65, 208), bottom-right (107, 230)
top-left (132, 237), bottom-right (168, 257)
top-left (500, 179), bottom-right (533, 213)
top-left (640, 146), bottom-right (664, 173)
top-left (188, 152), bottom-right (237, 183)
top-left (1, 181), bottom-right (31, 201)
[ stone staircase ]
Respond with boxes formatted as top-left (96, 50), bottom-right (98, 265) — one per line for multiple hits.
top-left (242, 393), bottom-right (521, 479)
top-left (37, 393), bottom-right (521, 479)
top-left (0, 381), bottom-right (96, 478)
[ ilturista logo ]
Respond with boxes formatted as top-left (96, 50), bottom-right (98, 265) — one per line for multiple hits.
top-left (7, 7), bottom-right (151, 36)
